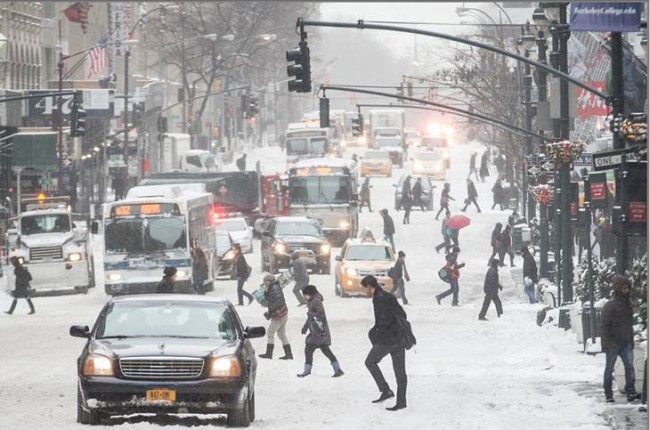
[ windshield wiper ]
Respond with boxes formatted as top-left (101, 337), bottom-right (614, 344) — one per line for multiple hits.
top-left (98, 335), bottom-right (137, 340)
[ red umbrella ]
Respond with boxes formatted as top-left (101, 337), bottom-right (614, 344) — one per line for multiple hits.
top-left (447, 214), bottom-right (471, 230)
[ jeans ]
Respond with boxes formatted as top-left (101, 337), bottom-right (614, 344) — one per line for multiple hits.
top-left (267, 314), bottom-right (290, 345)
top-left (384, 234), bottom-right (395, 251)
top-left (603, 342), bottom-right (636, 399)
top-left (237, 277), bottom-right (253, 305)
top-left (305, 343), bottom-right (338, 366)
top-left (365, 343), bottom-right (407, 406)
top-left (438, 278), bottom-right (459, 305)
top-left (524, 283), bottom-right (537, 304)
top-left (435, 203), bottom-right (450, 220)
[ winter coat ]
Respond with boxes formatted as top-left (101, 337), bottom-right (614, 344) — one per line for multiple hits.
top-left (522, 253), bottom-right (538, 284)
top-left (235, 253), bottom-right (249, 280)
top-left (402, 178), bottom-right (412, 199)
top-left (302, 292), bottom-right (331, 345)
top-left (491, 227), bottom-right (502, 249)
top-left (499, 229), bottom-right (512, 252)
top-left (469, 153), bottom-right (477, 169)
top-left (392, 259), bottom-right (410, 281)
top-left (236, 156), bottom-right (246, 171)
top-left (467, 181), bottom-right (478, 200)
top-left (412, 182), bottom-right (423, 200)
top-left (265, 281), bottom-right (288, 320)
top-left (483, 266), bottom-right (501, 295)
top-left (492, 182), bottom-right (504, 203)
top-left (291, 258), bottom-right (310, 286)
top-left (193, 255), bottom-right (209, 284)
top-left (479, 152), bottom-right (489, 178)
top-left (601, 294), bottom-right (634, 350)
top-left (12, 265), bottom-right (32, 298)
top-left (445, 252), bottom-right (462, 279)
top-left (368, 288), bottom-right (404, 346)
top-left (360, 180), bottom-right (371, 200)
top-left (157, 276), bottom-right (175, 294)
top-left (440, 189), bottom-right (451, 206)
top-left (383, 214), bottom-right (395, 235)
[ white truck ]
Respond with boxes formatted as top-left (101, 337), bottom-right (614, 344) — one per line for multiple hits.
top-left (178, 149), bottom-right (220, 173)
top-left (368, 109), bottom-right (406, 147)
top-left (161, 133), bottom-right (192, 172)
top-left (4, 196), bottom-right (94, 296)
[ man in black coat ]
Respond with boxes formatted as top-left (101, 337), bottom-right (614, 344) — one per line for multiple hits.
top-left (380, 209), bottom-right (396, 251)
top-left (5, 256), bottom-right (35, 315)
top-left (234, 245), bottom-right (253, 306)
top-left (361, 275), bottom-right (408, 411)
top-left (461, 178), bottom-right (481, 213)
top-left (478, 258), bottom-right (503, 320)
top-left (601, 274), bottom-right (640, 403)
top-left (390, 251), bottom-right (411, 306)
top-left (521, 246), bottom-right (538, 304)
top-left (411, 178), bottom-right (425, 212)
top-left (156, 266), bottom-right (177, 294)
top-left (236, 154), bottom-right (247, 171)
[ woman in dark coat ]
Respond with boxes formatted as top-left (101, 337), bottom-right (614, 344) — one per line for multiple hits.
top-left (498, 225), bottom-right (515, 267)
top-left (5, 256), bottom-right (35, 315)
top-left (478, 258), bottom-right (503, 320)
top-left (479, 151), bottom-right (489, 182)
top-left (297, 285), bottom-right (344, 378)
top-left (491, 179), bottom-right (505, 211)
top-left (191, 247), bottom-right (209, 293)
top-left (487, 223), bottom-right (502, 265)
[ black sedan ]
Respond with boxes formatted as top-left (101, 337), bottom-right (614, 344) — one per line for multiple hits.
top-left (70, 295), bottom-right (265, 427)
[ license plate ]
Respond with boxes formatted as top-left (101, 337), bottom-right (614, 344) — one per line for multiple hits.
top-left (146, 389), bottom-right (176, 402)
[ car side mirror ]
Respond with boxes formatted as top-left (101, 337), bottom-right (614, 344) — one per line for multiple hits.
top-left (90, 221), bottom-right (99, 235)
top-left (244, 326), bottom-right (266, 339)
top-left (69, 325), bottom-right (90, 338)
top-left (335, 255), bottom-right (342, 261)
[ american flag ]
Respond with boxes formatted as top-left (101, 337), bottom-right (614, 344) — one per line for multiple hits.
top-left (87, 33), bottom-right (110, 79)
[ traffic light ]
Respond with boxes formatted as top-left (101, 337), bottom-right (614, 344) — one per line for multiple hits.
top-left (156, 116), bottom-right (168, 141)
top-left (70, 91), bottom-right (86, 137)
top-left (286, 29), bottom-right (311, 93)
top-left (240, 93), bottom-right (249, 119)
top-left (133, 102), bottom-right (145, 125)
top-left (351, 114), bottom-right (363, 137)
top-left (609, 115), bottom-right (622, 134)
top-left (248, 96), bottom-right (259, 119)
top-left (319, 97), bottom-right (330, 128)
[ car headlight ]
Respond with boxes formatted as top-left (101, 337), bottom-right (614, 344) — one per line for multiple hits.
top-left (82, 354), bottom-right (114, 376)
top-left (320, 243), bottom-right (331, 254)
top-left (176, 270), bottom-right (188, 279)
top-left (209, 355), bottom-right (241, 377)
top-left (340, 140), bottom-right (347, 148)
top-left (274, 242), bottom-right (286, 254)
top-left (413, 162), bottom-right (422, 170)
top-left (339, 220), bottom-right (350, 229)
top-left (224, 250), bottom-right (235, 260)
top-left (358, 136), bottom-right (367, 145)
top-left (67, 253), bottom-right (82, 262)
top-left (346, 267), bottom-right (358, 276)
top-left (107, 273), bottom-right (122, 281)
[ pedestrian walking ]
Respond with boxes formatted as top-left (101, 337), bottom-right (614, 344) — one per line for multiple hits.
top-left (360, 177), bottom-right (373, 212)
top-left (157, 266), bottom-right (177, 294)
top-left (381, 209), bottom-right (396, 251)
top-left (411, 178), bottom-right (426, 211)
top-left (479, 150), bottom-right (490, 183)
top-left (191, 246), bottom-right (209, 293)
top-left (291, 252), bottom-right (309, 306)
top-left (236, 154), bottom-right (247, 171)
top-left (521, 246), bottom-right (538, 304)
top-left (234, 244), bottom-right (253, 306)
top-left (297, 285), bottom-right (344, 378)
top-left (491, 179), bottom-right (505, 211)
top-left (488, 223), bottom-right (503, 264)
top-left (398, 175), bottom-right (412, 211)
top-left (478, 258), bottom-right (504, 320)
top-left (5, 256), bottom-right (35, 315)
top-left (390, 251), bottom-right (411, 305)
top-left (435, 182), bottom-right (454, 221)
top-left (498, 225), bottom-right (515, 267)
top-left (258, 274), bottom-right (293, 360)
top-left (434, 212), bottom-right (451, 254)
top-left (361, 275), bottom-right (408, 411)
top-left (601, 274), bottom-right (641, 403)
top-left (461, 178), bottom-right (481, 213)
top-left (401, 176), bottom-right (413, 224)
top-left (435, 246), bottom-right (465, 306)
top-left (468, 152), bottom-right (479, 180)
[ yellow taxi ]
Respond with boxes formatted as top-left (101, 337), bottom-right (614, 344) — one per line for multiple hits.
top-left (334, 230), bottom-right (396, 297)
top-left (360, 150), bottom-right (392, 177)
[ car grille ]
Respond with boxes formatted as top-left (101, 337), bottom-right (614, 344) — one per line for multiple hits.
top-left (286, 244), bottom-right (320, 254)
top-left (120, 357), bottom-right (204, 379)
top-left (358, 269), bottom-right (388, 277)
top-left (29, 246), bottom-right (62, 260)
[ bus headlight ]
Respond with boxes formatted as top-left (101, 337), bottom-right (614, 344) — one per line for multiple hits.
top-left (339, 220), bottom-right (350, 229)
top-left (107, 273), bottom-right (122, 282)
top-left (67, 253), bottom-right (82, 262)
top-left (83, 354), bottom-right (114, 376)
top-left (209, 355), bottom-right (241, 378)
top-left (320, 243), bottom-right (331, 255)
top-left (274, 242), bottom-right (286, 255)
top-left (346, 267), bottom-right (358, 276)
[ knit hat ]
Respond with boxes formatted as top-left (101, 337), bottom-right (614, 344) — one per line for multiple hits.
top-left (163, 266), bottom-right (177, 277)
top-left (301, 284), bottom-right (318, 296)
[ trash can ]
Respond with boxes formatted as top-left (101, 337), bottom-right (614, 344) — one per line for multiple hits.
top-left (512, 224), bottom-right (531, 254)
top-left (558, 306), bottom-right (571, 330)
top-left (581, 305), bottom-right (602, 348)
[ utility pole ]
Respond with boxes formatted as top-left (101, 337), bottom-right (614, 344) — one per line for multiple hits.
top-left (536, 29), bottom-right (550, 279)
top-left (56, 20), bottom-right (64, 196)
top-left (123, 48), bottom-right (130, 174)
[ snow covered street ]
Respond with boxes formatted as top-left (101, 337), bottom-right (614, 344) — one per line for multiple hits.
top-left (0, 142), bottom-right (631, 429)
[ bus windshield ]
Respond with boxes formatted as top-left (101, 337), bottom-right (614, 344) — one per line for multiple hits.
top-left (104, 216), bottom-right (187, 255)
top-left (287, 137), bottom-right (328, 156)
top-left (289, 176), bottom-right (353, 204)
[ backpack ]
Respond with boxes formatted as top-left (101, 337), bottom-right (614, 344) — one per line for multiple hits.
top-left (387, 266), bottom-right (396, 280)
top-left (393, 304), bottom-right (416, 350)
top-left (245, 263), bottom-right (253, 279)
top-left (438, 265), bottom-right (451, 283)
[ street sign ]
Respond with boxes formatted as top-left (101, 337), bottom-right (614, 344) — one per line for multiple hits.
top-left (574, 152), bottom-right (592, 166)
top-left (528, 166), bottom-right (541, 176)
top-left (541, 162), bottom-right (554, 172)
top-left (25, 89), bottom-right (115, 119)
top-left (592, 147), bottom-right (640, 171)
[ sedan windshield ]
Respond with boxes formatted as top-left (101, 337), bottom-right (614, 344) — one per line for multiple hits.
top-left (345, 245), bottom-right (392, 261)
top-left (21, 214), bottom-right (70, 235)
top-left (104, 217), bottom-right (187, 254)
top-left (275, 221), bottom-right (322, 237)
top-left (96, 301), bottom-right (237, 340)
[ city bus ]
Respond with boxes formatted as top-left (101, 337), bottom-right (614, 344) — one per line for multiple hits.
top-left (102, 187), bottom-right (216, 295)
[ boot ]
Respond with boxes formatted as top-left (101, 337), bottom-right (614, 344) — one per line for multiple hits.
top-left (297, 363), bottom-right (312, 378)
top-left (258, 343), bottom-right (274, 359)
top-left (27, 299), bottom-right (35, 315)
top-left (331, 361), bottom-right (344, 378)
top-left (279, 344), bottom-right (293, 360)
top-left (4, 299), bottom-right (17, 315)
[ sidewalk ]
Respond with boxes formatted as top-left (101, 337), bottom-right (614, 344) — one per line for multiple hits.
top-left (572, 382), bottom-right (648, 429)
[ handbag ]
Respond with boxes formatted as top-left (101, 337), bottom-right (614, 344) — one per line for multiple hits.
top-left (309, 316), bottom-right (327, 337)
top-left (438, 266), bottom-right (451, 283)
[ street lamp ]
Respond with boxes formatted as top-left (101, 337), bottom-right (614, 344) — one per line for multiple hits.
top-left (532, 7), bottom-right (551, 32)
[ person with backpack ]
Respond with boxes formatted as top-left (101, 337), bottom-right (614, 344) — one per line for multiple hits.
top-left (435, 246), bottom-right (465, 306)
top-left (478, 258), bottom-right (504, 320)
top-left (234, 244), bottom-right (253, 306)
top-left (259, 274), bottom-right (293, 360)
top-left (5, 256), bottom-right (35, 315)
top-left (435, 183), bottom-right (454, 221)
top-left (296, 285), bottom-right (344, 378)
top-left (361, 275), bottom-right (411, 411)
top-left (390, 251), bottom-right (410, 306)
top-left (291, 252), bottom-right (309, 306)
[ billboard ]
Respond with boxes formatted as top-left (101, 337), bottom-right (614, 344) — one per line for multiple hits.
top-left (571, 3), bottom-right (642, 32)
